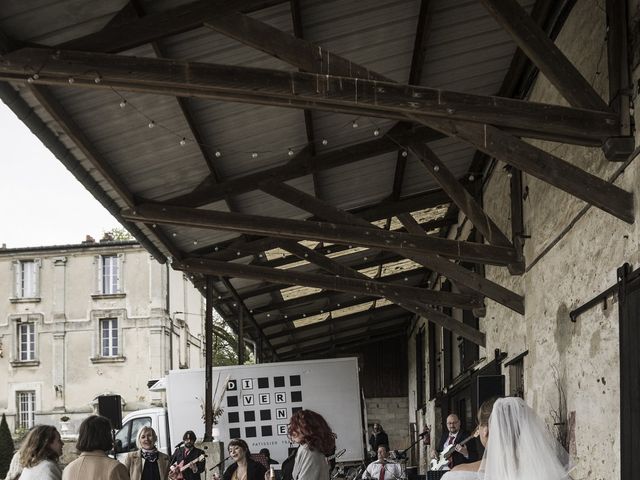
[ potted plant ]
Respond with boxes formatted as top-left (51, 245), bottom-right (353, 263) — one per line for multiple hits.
top-left (59, 416), bottom-right (70, 432)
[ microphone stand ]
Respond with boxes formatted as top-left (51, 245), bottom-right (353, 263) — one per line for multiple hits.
top-left (394, 436), bottom-right (423, 480)
top-left (209, 456), bottom-right (230, 472)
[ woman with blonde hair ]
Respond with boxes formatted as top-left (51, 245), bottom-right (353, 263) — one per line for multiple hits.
top-left (124, 426), bottom-right (170, 480)
top-left (18, 425), bottom-right (64, 480)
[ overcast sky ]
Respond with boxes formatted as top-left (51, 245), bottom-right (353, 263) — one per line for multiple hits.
top-left (0, 101), bottom-right (122, 249)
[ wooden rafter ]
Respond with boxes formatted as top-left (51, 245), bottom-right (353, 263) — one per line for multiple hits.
top-left (479, 0), bottom-right (609, 111)
top-left (121, 203), bottom-right (518, 265)
top-left (415, 116), bottom-right (634, 224)
top-left (176, 256), bottom-right (481, 310)
top-left (176, 257), bottom-right (485, 345)
top-left (0, 48), bottom-right (620, 143)
top-left (259, 181), bottom-right (524, 314)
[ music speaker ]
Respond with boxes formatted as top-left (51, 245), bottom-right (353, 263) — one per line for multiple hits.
top-left (98, 395), bottom-right (122, 429)
top-left (477, 375), bottom-right (505, 407)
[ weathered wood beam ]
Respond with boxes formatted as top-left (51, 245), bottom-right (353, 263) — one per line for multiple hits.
top-left (122, 203), bottom-right (518, 265)
top-left (260, 181), bottom-right (524, 314)
top-left (509, 167), bottom-right (525, 274)
top-left (390, 133), bottom-right (513, 249)
top-left (269, 304), bottom-right (407, 342)
top-left (57, 0), bottom-right (288, 54)
top-left (176, 256), bottom-right (485, 345)
top-left (162, 125), bottom-right (426, 207)
top-left (175, 256), bottom-right (481, 310)
top-left (479, 0), bottom-right (608, 111)
top-left (415, 116), bottom-right (634, 224)
top-left (247, 267), bottom-right (431, 317)
top-left (278, 330), bottom-right (406, 359)
top-left (0, 48), bottom-right (621, 142)
top-left (279, 239), bottom-right (482, 342)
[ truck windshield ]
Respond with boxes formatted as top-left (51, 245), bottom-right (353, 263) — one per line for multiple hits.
top-left (115, 417), bottom-right (151, 452)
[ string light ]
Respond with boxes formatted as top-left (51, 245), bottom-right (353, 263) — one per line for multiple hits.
top-left (401, 150), bottom-right (408, 157)
top-left (110, 89), bottom-right (391, 162)
top-left (68, 77), bottom-right (74, 84)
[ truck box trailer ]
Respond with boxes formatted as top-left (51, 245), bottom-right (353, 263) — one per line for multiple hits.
top-left (114, 357), bottom-right (365, 468)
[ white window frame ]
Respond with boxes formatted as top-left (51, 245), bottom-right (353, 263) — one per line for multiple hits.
top-left (100, 317), bottom-right (119, 357)
top-left (16, 390), bottom-right (36, 430)
top-left (12, 259), bottom-right (41, 301)
top-left (18, 322), bottom-right (36, 361)
top-left (101, 255), bottom-right (119, 294)
top-left (90, 309), bottom-right (126, 363)
top-left (94, 254), bottom-right (125, 297)
top-left (10, 315), bottom-right (41, 366)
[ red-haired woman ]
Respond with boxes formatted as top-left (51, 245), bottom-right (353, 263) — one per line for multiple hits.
top-left (286, 409), bottom-right (336, 480)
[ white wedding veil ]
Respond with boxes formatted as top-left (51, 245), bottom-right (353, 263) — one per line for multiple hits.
top-left (478, 397), bottom-right (573, 480)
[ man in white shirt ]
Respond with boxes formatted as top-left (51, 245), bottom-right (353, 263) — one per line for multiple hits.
top-left (362, 445), bottom-right (402, 480)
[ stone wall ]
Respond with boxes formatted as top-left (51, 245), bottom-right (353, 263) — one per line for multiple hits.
top-left (407, 1), bottom-right (640, 479)
top-left (365, 396), bottom-right (410, 452)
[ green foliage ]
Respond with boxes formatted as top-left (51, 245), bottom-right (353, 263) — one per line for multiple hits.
top-left (212, 311), bottom-right (254, 366)
top-left (0, 413), bottom-right (15, 479)
top-left (102, 227), bottom-right (134, 241)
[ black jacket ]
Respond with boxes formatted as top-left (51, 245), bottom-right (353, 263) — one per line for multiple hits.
top-left (437, 430), bottom-right (478, 467)
top-left (222, 458), bottom-right (267, 480)
top-left (369, 431), bottom-right (389, 451)
top-left (170, 446), bottom-right (206, 480)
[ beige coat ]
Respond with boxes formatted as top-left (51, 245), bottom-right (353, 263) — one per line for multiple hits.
top-left (62, 451), bottom-right (130, 480)
top-left (124, 450), bottom-right (170, 479)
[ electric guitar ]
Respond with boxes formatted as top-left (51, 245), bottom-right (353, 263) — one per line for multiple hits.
top-left (429, 428), bottom-right (478, 471)
top-left (169, 453), bottom-right (206, 480)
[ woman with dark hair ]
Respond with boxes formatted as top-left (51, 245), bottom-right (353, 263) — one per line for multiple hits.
top-left (215, 438), bottom-right (266, 480)
top-left (18, 425), bottom-right (64, 480)
top-left (61, 415), bottom-right (130, 480)
top-left (287, 409), bottom-right (336, 480)
top-left (124, 426), bottom-right (170, 480)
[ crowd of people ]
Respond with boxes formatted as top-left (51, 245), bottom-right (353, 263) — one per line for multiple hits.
top-left (1, 409), bottom-right (338, 480)
top-left (2, 400), bottom-right (572, 480)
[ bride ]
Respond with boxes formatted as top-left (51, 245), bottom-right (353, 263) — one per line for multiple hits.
top-left (442, 397), bottom-right (573, 480)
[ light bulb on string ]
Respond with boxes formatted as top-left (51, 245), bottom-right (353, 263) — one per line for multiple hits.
top-left (148, 121), bottom-right (155, 129)
top-left (215, 150), bottom-right (222, 158)
top-left (251, 152), bottom-right (258, 159)
top-left (119, 99), bottom-right (127, 108)
top-left (373, 128), bottom-right (380, 136)
top-left (288, 148), bottom-right (294, 157)
top-left (352, 120), bottom-right (359, 128)
top-left (180, 138), bottom-right (187, 146)
top-left (321, 138), bottom-right (328, 146)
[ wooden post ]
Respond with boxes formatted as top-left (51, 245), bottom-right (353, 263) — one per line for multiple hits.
top-left (204, 275), bottom-right (214, 441)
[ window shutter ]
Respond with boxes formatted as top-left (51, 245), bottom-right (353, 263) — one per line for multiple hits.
top-left (117, 253), bottom-right (125, 293)
top-left (12, 260), bottom-right (20, 298)
top-left (33, 259), bottom-right (41, 298)
top-left (95, 255), bottom-right (102, 294)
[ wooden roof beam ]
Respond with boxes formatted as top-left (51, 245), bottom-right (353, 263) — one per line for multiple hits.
top-left (479, 0), bottom-right (609, 111)
top-left (121, 203), bottom-right (518, 265)
top-left (260, 181), bottom-right (524, 314)
top-left (0, 48), bottom-right (620, 143)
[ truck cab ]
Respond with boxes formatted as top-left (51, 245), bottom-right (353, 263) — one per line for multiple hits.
top-left (114, 407), bottom-right (170, 462)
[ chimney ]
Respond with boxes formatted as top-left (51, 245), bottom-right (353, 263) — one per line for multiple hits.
top-left (82, 235), bottom-right (95, 244)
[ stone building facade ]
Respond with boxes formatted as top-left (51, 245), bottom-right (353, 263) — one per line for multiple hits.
top-left (407, 2), bottom-right (640, 479)
top-left (0, 239), bottom-right (205, 437)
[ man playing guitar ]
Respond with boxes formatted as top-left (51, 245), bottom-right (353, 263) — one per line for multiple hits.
top-left (169, 430), bottom-right (206, 480)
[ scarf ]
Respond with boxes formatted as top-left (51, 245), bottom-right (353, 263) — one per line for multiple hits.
top-left (141, 448), bottom-right (159, 462)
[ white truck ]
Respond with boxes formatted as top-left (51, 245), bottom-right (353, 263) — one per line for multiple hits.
top-left (114, 357), bottom-right (365, 470)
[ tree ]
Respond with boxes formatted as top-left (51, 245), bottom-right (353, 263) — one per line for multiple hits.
top-left (102, 227), bottom-right (134, 241)
top-left (0, 413), bottom-right (15, 479)
top-left (212, 311), bottom-right (253, 366)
